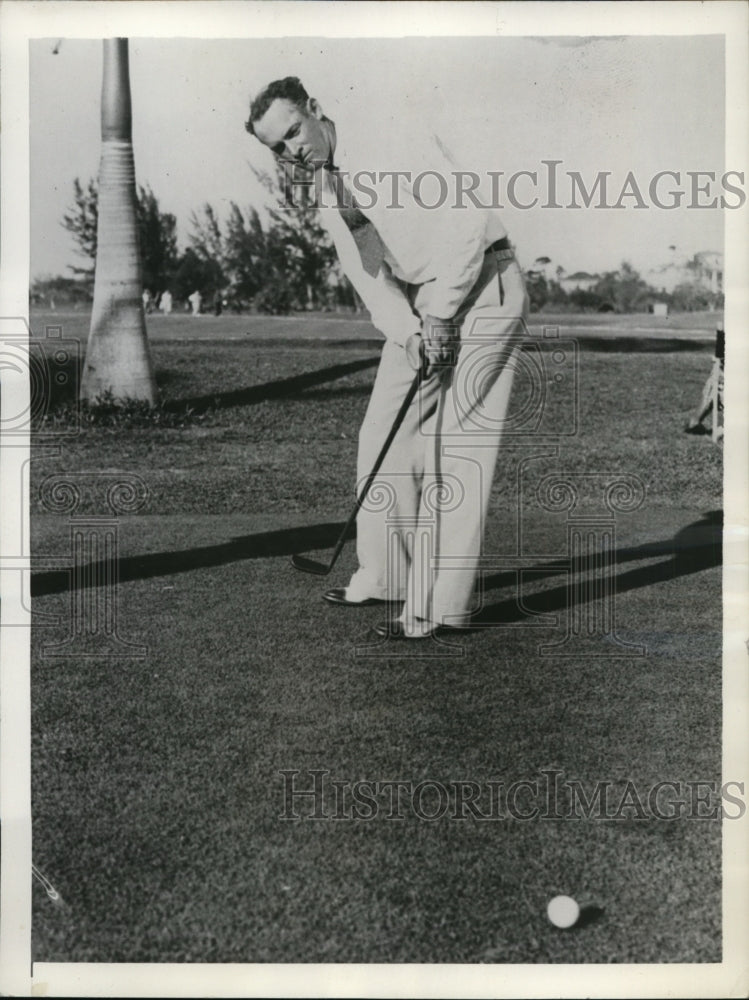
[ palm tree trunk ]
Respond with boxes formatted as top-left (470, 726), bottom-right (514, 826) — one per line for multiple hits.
top-left (81, 38), bottom-right (156, 404)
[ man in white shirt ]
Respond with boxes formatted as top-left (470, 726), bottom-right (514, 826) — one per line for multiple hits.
top-left (247, 77), bottom-right (528, 639)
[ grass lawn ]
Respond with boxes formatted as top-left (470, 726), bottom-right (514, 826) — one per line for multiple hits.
top-left (30, 306), bottom-right (723, 346)
top-left (30, 311), bottom-right (722, 964)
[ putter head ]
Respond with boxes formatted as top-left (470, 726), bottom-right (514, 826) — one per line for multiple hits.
top-left (290, 553), bottom-right (331, 576)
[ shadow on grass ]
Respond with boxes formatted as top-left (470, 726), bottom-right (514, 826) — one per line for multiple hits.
top-left (575, 905), bottom-right (606, 929)
top-left (32, 512), bottom-right (721, 611)
top-left (161, 356), bottom-right (379, 415)
top-left (31, 339), bottom-right (707, 423)
top-left (31, 521), bottom-right (353, 596)
top-left (30, 348), bottom-right (379, 420)
top-left (473, 510), bottom-right (721, 625)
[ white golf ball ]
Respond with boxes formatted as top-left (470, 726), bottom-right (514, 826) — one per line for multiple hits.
top-left (547, 894), bottom-right (580, 928)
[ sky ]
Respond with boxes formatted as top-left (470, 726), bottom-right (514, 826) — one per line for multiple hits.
top-left (29, 33), bottom-right (726, 280)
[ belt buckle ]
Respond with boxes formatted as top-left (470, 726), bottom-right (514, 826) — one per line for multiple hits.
top-left (492, 247), bottom-right (514, 263)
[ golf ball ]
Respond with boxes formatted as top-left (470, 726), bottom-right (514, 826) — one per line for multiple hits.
top-left (547, 895), bottom-right (580, 928)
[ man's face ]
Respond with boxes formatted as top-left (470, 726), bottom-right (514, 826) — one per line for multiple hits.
top-left (252, 97), bottom-right (331, 170)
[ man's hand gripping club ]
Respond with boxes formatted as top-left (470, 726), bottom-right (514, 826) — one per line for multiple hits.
top-left (405, 315), bottom-right (460, 378)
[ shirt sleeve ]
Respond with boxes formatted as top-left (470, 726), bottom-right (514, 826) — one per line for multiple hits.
top-left (364, 265), bottom-right (423, 347)
top-left (326, 209), bottom-right (421, 347)
top-left (426, 204), bottom-right (488, 320)
top-left (410, 133), bottom-right (490, 321)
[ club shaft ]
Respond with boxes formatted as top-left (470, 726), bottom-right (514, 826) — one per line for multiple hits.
top-left (323, 369), bottom-right (424, 572)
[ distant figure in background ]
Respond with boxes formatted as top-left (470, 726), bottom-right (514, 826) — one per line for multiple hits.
top-left (160, 289), bottom-right (173, 315)
top-left (189, 290), bottom-right (202, 316)
top-left (142, 288), bottom-right (152, 314)
top-left (213, 290), bottom-right (224, 317)
top-left (684, 328), bottom-right (724, 441)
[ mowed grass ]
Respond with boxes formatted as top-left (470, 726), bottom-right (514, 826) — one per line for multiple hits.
top-left (30, 314), bottom-right (722, 964)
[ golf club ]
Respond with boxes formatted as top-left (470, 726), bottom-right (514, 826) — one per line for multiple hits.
top-left (291, 368), bottom-right (425, 575)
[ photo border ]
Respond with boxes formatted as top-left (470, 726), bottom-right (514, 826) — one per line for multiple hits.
top-left (1, 2), bottom-right (747, 997)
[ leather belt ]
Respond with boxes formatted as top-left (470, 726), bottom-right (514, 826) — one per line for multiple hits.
top-left (486, 236), bottom-right (513, 260)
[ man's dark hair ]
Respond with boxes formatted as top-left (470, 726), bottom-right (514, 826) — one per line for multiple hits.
top-left (245, 76), bottom-right (309, 135)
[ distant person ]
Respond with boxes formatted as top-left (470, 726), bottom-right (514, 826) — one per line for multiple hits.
top-left (213, 290), bottom-right (224, 317)
top-left (160, 290), bottom-right (173, 315)
top-left (684, 328), bottom-right (724, 439)
top-left (189, 290), bottom-right (202, 316)
top-left (142, 288), bottom-right (152, 314)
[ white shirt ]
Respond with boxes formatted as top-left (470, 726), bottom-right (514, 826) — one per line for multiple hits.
top-left (316, 119), bottom-right (507, 346)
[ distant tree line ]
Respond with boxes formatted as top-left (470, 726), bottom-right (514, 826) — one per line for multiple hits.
top-left (35, 175), bottom-right (722, 316)
top-left (60, 177), bottom-right (180, 294)
top-left (524, 258), bottom-right (723, 314)
top-left (44, 166), bottom-right (358, 314)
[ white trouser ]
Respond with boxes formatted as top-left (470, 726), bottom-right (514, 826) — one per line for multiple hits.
top-left (347, 251), bottom-right (529, 625)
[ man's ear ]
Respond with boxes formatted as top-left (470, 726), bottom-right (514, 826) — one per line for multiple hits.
top-left (308, 97), bottom-right (324, 120)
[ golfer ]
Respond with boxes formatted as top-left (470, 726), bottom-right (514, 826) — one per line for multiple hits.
top-left (246, 77), bottom-right (528, 638)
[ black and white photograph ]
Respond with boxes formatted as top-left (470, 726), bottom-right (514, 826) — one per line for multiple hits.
top-left (0, 1), bottom-right (747, 996)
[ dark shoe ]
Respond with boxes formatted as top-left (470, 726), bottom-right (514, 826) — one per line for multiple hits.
top-left (323, 588), bottom-right (395, 607)
top-left (373, 617), bottom-right (439, 639)
top-left (684, 422), bottom-right (709, 435)
top-left (373, 615), bottom-right (477, 638)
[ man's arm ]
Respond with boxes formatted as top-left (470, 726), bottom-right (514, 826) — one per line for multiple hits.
top-left (391, 131), bottom-right (496, 372)
top-left (342, 249), bottom-right (433, 376)
top-left (329, 210), bottom-right (473, 377)
top-left (328, 213), bottom-right (421, 348)
top-left (413, 132), bottom-right (493, 322)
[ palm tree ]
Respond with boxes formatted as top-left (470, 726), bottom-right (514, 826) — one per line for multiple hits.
top-left (81, 38), bottom-right (156, 404)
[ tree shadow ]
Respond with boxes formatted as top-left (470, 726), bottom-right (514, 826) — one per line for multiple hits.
top-left (32, 520), bottom-right (355, 597)
top-left (31, 521), bottom-right (355, 597)
top-left (162, 356), bottom-right (379, 415)
top-left (287, 385), bottom-right (371, 401)
top-left (31, 512), bottom-right (721, 608)
top-left (30, 349), bottom-right (379, 418)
